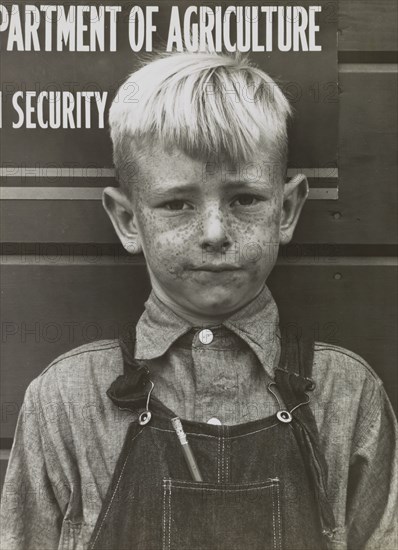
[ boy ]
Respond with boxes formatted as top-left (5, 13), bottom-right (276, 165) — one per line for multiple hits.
top-left (1, 52), bottom-right (397, 550)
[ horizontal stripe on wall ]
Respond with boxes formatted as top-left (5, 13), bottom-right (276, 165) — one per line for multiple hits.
top-left (0, 168), bottom-right (115, 178)
top-left (1, 256), bottom-right (396, 267)
top-left (0, 187), bottom-right (339, 201)
top-left (0, 168), bottom-right (339, 179)
top-left (339, 63), bottom-right (398, 73)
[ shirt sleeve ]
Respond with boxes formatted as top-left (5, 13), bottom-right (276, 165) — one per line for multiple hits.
top-left (0, 380), bottom-right (66, 550)
top-left (346, 382), bottom-right (398, 550)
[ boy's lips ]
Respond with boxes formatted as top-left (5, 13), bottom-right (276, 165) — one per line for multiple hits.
top-left (189, 263), bottom-right (241, 272)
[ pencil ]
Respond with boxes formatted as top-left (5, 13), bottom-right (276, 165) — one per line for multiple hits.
top-left (171, 417), bottom-right (203, 482)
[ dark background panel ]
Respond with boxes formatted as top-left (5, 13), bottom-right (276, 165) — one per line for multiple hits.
top-left (295, 68), bottom-right (398, 244)
top-left (339, 0), bottom-right (398, 52)
top-left (0, 458), bottom-right (7, 491)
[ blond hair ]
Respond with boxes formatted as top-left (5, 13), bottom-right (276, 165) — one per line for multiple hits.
top-left (109, 52), bottom-right (292, 192)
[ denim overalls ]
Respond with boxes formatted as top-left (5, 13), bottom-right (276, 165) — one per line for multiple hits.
top-left (88, 325), bottom-right (336, 550)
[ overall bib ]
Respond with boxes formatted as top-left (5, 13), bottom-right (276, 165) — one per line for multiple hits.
top-left (88, 326), bottom-right (336, 550)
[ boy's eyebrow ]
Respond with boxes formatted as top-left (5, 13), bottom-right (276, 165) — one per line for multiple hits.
top-left (222, 178), bottom-right (270, 187)
top-left (148, 177), bottom-right (272, 198)
top-left (149, 183), bottom-right (201, 197)
top-left (220, 178), bottom-right (274, 193)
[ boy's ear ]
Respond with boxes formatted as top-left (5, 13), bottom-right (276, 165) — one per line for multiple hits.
top-left (279, 174), bottom-right (309, 245)
top-left (102, 187), bottom-right (143, 254)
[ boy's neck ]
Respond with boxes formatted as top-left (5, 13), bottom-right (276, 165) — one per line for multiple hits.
top-left (151, 284), bottom-right (223, 326)
top-left (151, 281), bottom-right (266, 328)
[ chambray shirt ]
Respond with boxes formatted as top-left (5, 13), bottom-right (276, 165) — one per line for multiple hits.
top-left (0, 286), bottom-right (397, 550)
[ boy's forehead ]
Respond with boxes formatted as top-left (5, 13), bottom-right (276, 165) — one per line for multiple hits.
top-left (134, 142), bottom-right (282, 192)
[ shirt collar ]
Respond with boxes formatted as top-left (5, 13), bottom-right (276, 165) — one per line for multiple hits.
top-left (135, 292), bottom-right (192, 360)
top-left (224, 285), bottom-right (280, 375)
top-left (135, 285), bottom-right (280, 377)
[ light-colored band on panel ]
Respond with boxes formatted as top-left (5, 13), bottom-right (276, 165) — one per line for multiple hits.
top-left (1, 256), bottom-right (396, 267)
top-left (339, 64), bottom-right (398, 73)
top-left (287, 168), bottom-right (338, 178)
top-left (0, 187), bottom-right (338, 200)
top-left (0, 187), bottom-right (104, 200)
top-left (0, 168), bottom-right (115, 178)
top-left (0, 167), bottom-right (338, 179)
top-left (308, 188), bottom-right (338, 200)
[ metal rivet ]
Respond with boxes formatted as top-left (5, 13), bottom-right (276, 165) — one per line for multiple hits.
top-left (198, 329), bottom-right (214, 345)
top-left (276, 410), bottom-right (292, 423)
top-left (138, 410), bottom-right (152, 426)
top-left (333, 272), bottom-right (342, 280)
top-left (207, 417), bottom-right (222, 425)
top-left (306, 380), bottom-right (316, 391)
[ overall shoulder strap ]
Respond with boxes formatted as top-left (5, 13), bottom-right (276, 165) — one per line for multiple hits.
top-left (107, 319), bottom-right (172, 418)
top-left (274, 325), bottom-right (337, 543)
top-left (118, 321), bottom-right (139, 374)
top-left (275, 326), bottom-right (316, 410)
top-left (106, 320), bottom-right (150, 411)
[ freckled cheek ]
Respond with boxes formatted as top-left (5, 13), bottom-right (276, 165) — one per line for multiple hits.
top-left (137, 214), bottom-right (198, 269)
top-left (230, 216), bottom-right (279, 248)
top-left (229, 216), bottom-right (279, 272)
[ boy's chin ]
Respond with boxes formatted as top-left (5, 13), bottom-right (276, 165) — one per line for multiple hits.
top-left (186, 287), bottom-right (255, 319)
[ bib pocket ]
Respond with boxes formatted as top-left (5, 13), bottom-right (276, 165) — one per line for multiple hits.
top-left (162, 478), bottom-right (282, 550)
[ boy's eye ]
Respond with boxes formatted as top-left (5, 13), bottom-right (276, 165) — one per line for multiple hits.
top-left (163, 200), bottom-right (191, 211)
top-left (231, 194), bottom-right (262, 207)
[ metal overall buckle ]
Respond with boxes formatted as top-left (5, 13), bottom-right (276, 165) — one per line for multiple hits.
top-left (138, 377), bottom-right (155, 426)
top-left (267, 382), bottom-right (310, 423)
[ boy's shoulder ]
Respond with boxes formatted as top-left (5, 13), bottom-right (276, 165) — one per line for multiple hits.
top-left (312, 342), bottom-right (385, 420)
top-left (313, 341), bottom-right (382, 385)
top-left (43, 338), bottom-right (122, 369)
top-left (27, 339), bottom-right (124, 404)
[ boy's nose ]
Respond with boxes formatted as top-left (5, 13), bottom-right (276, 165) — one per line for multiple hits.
top-left (199, 208), bottom-right (232, 251)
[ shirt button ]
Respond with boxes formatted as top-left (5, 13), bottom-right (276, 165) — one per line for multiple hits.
top-left (207, 417), bottom-right (222, 425)
top-left (198, 329), bottom-right (214, 345)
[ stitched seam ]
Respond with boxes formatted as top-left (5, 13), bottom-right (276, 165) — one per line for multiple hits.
top-left (272, 482), bottom-right (276, 550)
top-left (50, 344), bottom-right (119, 365)
top-left (229, 423), bottom-right (279, 439)
top-left (162, 481), bottom-right (167, 550)
top-left (226, 437), bottom-right (230, 483)
top-left (354, 412), bottom-right (380, 450)
top-left (314, 345), bottom-right (382, 382)
top-left (163, 484), bottom-right (278, 493)
top-left (221, 433), bottom-right (225, 483)
top-left (352, 388), bottom-right (382, 450)
top-left (148, 422), bottom-right (279, 439)
top-left (168, 479), bottom-right (279, 488)
top-left (168, 480), bottom-right (171, 550)
top-left (217, 435), bottom-right (221, 482)
top-left (191, 346), bottom-right (247, 352)
top-left (276, 482), bottom-right (282, 550)
top-left (28, 378), bottom-right (72, 507)
top-left (42, 344), bottom-right (120, 375)
top-left (89, 429), bottom-right (143, 548)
